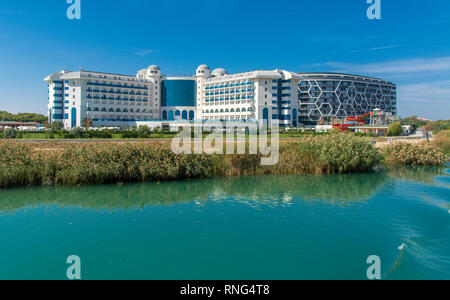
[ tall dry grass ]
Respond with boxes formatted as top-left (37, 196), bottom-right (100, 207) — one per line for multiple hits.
top-left (432, 130), bottom-right (450, 156)
top-left (0, 134), bottom-right (397, 188)
top-left (0, 142), bottom-right (216, 188)
top-left (383, 142), bottom-right (446, 166)
top-left (205, 134), bottom-right (383, 177)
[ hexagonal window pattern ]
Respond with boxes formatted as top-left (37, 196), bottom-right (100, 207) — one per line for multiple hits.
top-left (299, 81), bottom-right (311, 92)
top-left (297, 77), bottom-right (396, 125)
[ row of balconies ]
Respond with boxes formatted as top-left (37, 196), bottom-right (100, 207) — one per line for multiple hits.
top-left (205, 89), bottom-right (254, 96)
top-left (203, 100), bottom-right (255, 106)
top-left (205, 96), bottom-right (255, 102)
top-left (203, 107), bottom-right (255, 114)
top-left (87, 82), bottom-right (149, 90)
top-left (90, 116), bottom-right (157, 122)
top-left (205, 96), bottom-right (255, 101)
top-left (87, 108), bottom-right (153, 113)
top-left (86, 89), bottom-right (149, 96)
top-left (202, 115), bottom-right (255, 121)
top-left (87, 101), bottom-right (151, 106)
top-left (87, 96), bottom-right (149, 101)
top-left (204, 82), bottom-right (253, 90)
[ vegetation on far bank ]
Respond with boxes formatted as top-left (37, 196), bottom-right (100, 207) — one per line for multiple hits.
top-left (0, 126), bottom-right (339, 140)
top-left (401, 116), bottom-right (450, 134)
top-left (1, 115), bottom-right (448, 140)
top-left (0, 111), bottom-right (47, 123)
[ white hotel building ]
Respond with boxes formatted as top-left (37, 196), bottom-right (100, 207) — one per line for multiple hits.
top-left (45, 65), bottom-right (396, 129)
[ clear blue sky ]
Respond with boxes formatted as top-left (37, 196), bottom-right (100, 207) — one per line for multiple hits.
top-left (0, 0), bottom-right (449, 120)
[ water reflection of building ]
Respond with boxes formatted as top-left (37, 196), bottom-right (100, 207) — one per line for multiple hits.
top-left (207, 174), bottom-right (388, 208)
top-left (0, 173), bottom-right (395, 213)
top-left (7, 167), bottom-right (447, 213)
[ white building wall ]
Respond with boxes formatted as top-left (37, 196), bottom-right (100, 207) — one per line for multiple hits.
top-left (45, 65), bottom-right (396, 129)
top-left (46, 69), bottom-right (157, 129)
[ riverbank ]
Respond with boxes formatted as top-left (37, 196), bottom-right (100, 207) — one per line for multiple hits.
top-left (0, 134), bottom-right (446, 188)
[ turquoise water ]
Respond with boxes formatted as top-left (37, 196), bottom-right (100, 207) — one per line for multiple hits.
top-left (0, 167), bottom-right (449, 280)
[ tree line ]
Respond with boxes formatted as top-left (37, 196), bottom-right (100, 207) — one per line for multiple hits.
top-left (401, 116), bottom-right (449, 134)
top-left (0, 111), bottom-right (47, 123)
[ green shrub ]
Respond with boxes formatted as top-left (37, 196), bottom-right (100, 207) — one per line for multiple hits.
top-left (51, 122), bottom-right (63, 132)
top-left (63, 133), bottom-right (76, 139)
top-left (120, 130), bottom-right (139, 139)
top-left (387, 122), bottom-right (402, 137)
top-left (88, 130), bottom-right (113, 139)
top-left (61, 129), bottom-right (114, 139)
top-left (4, 128), bottom-right (18, 139)
top-left (384, 142), bottom-right (446, 166)
top-left (70, 127), bottom-right (85, 139)
top-left (137, 126), bottom-right (151, 138)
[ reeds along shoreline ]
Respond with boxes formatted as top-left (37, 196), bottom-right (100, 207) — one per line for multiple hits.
top-left (0, 134), bottom-right (447, 188)
top-left (383, 142), bottom-right (447, 167)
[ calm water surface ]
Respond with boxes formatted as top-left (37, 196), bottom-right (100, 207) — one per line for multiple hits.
top-left (0, 167), bottom-right (449, 280)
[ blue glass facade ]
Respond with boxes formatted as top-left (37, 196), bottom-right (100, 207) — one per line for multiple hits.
top-left (71, 108), bottom-right (77, 128)
top-left (161, 79), bottom-right (196, 107)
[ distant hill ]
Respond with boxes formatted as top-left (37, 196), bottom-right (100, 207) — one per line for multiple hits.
top-left (0, 111), bottom-right (47, 124)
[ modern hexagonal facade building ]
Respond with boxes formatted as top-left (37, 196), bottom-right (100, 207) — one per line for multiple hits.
top-left (297, 73), bottom-right (397, 126)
